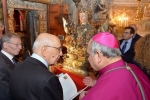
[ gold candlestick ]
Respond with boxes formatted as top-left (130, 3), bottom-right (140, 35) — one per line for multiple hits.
top-left (135, 0), bottom-right (141, 21)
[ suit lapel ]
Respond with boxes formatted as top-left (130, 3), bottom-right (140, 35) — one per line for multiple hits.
top-left (0, 52), bottom-right (15, 69)
top-left (0, 45), bottom-right (2, 51)
top-left (120, 39), bottom-right (135, 54)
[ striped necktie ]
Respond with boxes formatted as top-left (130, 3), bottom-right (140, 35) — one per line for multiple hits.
top-left (122, 41), bottom-right (128, 53)
top-left (12, 57), bottom-right (17, 65)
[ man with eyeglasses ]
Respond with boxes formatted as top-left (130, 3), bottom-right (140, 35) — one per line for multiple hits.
top-left (119, 27), bottom-right (136, 63)
top-left (0, 33), bottom-right (22, 100)
top-left (129, 24), bottom-right (141, 42)
top-left (9, 33), bottom-right (63, 100)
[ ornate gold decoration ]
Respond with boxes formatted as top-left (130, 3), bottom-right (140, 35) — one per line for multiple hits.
top-left (40, 21), bottom-right (47, 33)
top-left (38, 11), bottom-right (47, 33)
top-left (7, 8), bottom-right (14, 32)
top-left (7, 0), bottom-right (47, 33)
top-left (62, 12), bottom-right (96, 76)
top-left (7, 0), bottom-right (47, 10)
top-left (135, 0), bottom-right (142, 21)
top-left (8, 19), bottom-right (14, 33)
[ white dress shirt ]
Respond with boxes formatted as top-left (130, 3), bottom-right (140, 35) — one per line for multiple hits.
top-left (1, 50), bottom-right (14, 63)
top-left (31, 53), bottom-right (48, 68)
top-left (120, 38), bottom-right (133, 53)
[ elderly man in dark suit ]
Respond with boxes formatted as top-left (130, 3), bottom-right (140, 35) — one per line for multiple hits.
top-left (10, 33), bottom-right (63, 100)
top-left (0, 33), bottom-right (22, 100)
top-left (120, 27), bottom-right (136, 63)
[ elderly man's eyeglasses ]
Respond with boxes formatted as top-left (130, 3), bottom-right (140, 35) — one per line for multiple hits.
top-left (45, 45), bottom-right (62, 52)
top-left (7, 41), bottom-right (22, 47)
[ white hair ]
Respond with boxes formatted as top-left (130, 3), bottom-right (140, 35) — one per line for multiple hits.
top-left (32, 37), bottom-right (51, 51)
top-left (90, 40), bottom-right (122, 58)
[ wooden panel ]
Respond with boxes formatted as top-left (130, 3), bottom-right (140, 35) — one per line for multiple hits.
top-left (49, 5), bottom-right (59, 12)
top-left (62, 5), bottom-right (68, 14)
top-left (48, 4), bottom-right (68, 38)
top-left (49, 14), bottom-right (58, 29)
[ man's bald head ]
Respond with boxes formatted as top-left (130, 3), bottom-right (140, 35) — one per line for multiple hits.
top-left (32, 33), bottom-right (62, 65)
top-left (32, 33), bottom-right (60, 53)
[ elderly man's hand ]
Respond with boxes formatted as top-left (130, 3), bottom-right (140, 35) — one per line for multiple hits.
top-left (83, 76), bottom-right (97, 87)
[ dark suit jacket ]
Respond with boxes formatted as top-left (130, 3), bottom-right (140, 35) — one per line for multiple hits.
top-left (133, 33), bottom-right (141, 42)
top-left (119, 34), bottom-right (141, 63)
top-left (10, 57), bottom-right (63, 100)
top-left (0, 45), bottom-right (2, 51)
top-left (119, 38), bottom-right (137, 63)
top-left (0, 52), bottom-right (15, 100)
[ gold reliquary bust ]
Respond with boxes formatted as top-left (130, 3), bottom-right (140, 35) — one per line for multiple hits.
top-left (62, 11), bottom-right (96, 76)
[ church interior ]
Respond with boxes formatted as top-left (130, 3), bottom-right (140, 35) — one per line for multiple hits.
top-left (0, 0), bottom-right (150, 98)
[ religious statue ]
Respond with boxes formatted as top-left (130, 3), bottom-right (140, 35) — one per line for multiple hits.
top-left (143, 4), bottom-right (150, 31)
top-left (62, 11), bottom-right (96, 76)
top-left (93, 0), bottom-right (109, 21)
top-left (75, 11), bottom-right (96, 49)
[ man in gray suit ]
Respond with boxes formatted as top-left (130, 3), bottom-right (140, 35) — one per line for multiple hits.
top-left (0, 33), bottom-right (22, 100)
top-left (10, 33), bottom-right (63, 100)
